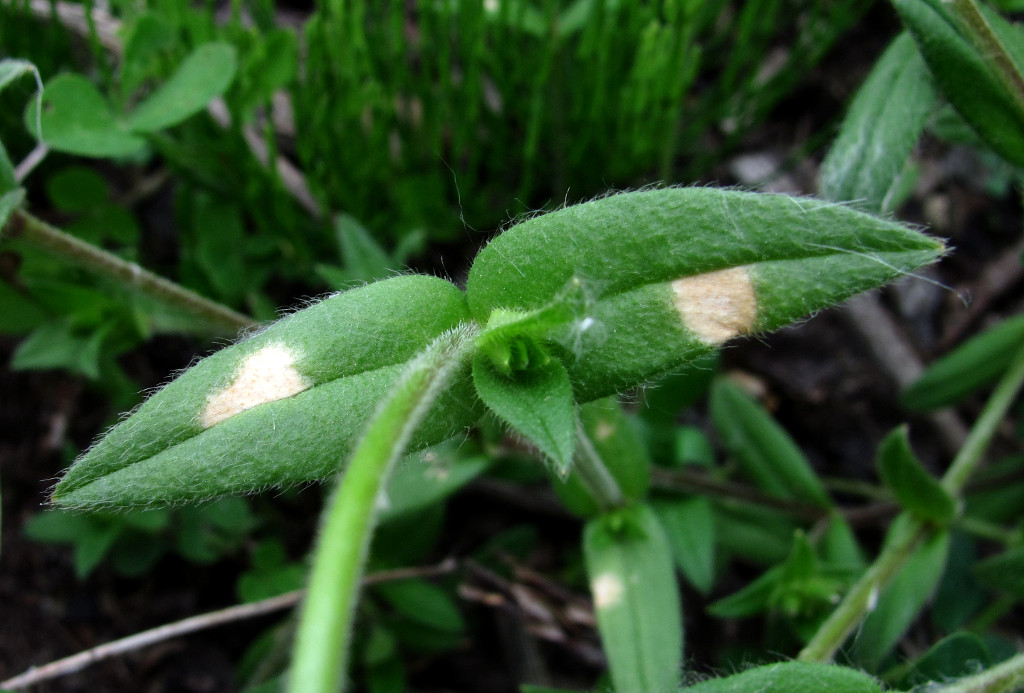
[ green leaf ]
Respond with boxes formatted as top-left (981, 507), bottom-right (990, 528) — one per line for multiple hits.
top-left (11, 320), bottom-right (107, 380)
top-left (379, 442), bottom-right (490, 522)
top-left (0, 280), bottom-right (49, 334)
top-left (972, 545), bottom-right (1024, 599)
top-left (46, 166), bottom-right (110, 213)
top-left (903, 313), bottom-right (1024, 409)
top-left (681, 662), bottom-right (882, 693)
top-left (0, 137), bottom-right (17, 194)
top-left (652, 497), bottom-right (716, 594)
top-left (819, 513), bottom-right (866, 575)
top-left (584, 504), bottom-right (682, 693)
top-left (53, 275), bottom-right (479, 508)
top-left (877, 426), bottom-right (956, 521)
top-left (374, 579), bottom-right (465, 634)
top-left (0, 187), bottom-right (25, 230)
top-left (0, 59), bottom-right (37, 94)
top-left (120, 15), bottom-right (176, 97)
top-left (466, 188), bottom-right (944, 402)
top-left (194, 196), bottom-right (248, 302)
top-left (710, 379), bottom-right (832, 507)
top-left (851, 519), bottom-right (950, 670)
top-left (819, 33), bottom-right (937, 212)
top-left (335, 213), bottom-right (394, 284)
top-left (26, 74), bottom-right (146, 157)
top-left (472, 350), bottom-right (576, 475)
top-left (892, 0), bottom-right (1024, 168)
top-left (126, 42), bottom-right (238, 133)
top-left (899, 632), bottom-right (992, 689)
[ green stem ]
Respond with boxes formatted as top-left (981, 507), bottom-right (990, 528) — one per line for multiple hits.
top-left (927, 650), bottom-right (1024, 693)
top-left (572, 414), bottom-right (625, 512)
top-left (799, 342), bottom-right (1024, 663)
top-left (941, 342), bottom-right (1024, 494)
top-left (949, 0), bottom-right (1024, 118)
top-left (797, 514), bottom-right (927, 663)
top-left (1, 209), bottom-right (254, 334)
top-left (288, 324), bottom-right (479, 693)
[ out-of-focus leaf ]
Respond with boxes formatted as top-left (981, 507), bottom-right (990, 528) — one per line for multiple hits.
top-left (903, 314), bottom-right (1024, 410)
top-left (652, 497), bottom-right (716, 593)
top-left (379, 443), bottom-right (489, 522)
top-left (11, 320), bottom-right (107, 379)
top-left (710, 379), bottom-right (832, 508)
top-left (0, 138), bottom-right (17, 193)
top-left (26, 74), bottom-right (145, 157)
top-left (584, 504), bottom-right (682, 693)
top-left (899, 632), bottom-right (992, 689)
top-left (126, 43), bottom-right (238, 133)
top-left (0, 281), bottom-right (48, 334)
top-left (932, 532), bottom-right (987, 631)
top-left (877, 426), bottom-right (956, 521)
top-left (973, 545), bottom-right (1024, 599)
top-left (820, 33), bottom-right (937, 212)
top-left (851, 519), bottom-right (950, 670)
top-left (892, 0), bottom-right (1024, 168)
top-left (374, 579), bottom-right (465, 634)
top-left (0, 188), bottom-right (25, 228)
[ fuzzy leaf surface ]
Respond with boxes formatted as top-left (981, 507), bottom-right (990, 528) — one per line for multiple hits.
top-left (681, 662), bottom-right (882, 693)
top-left (54, 275), bottom-right (479, 508)
top-left (584, 504), bottom-right (682, 693)
top-left (819, 33), bottom-right (937, 211)
top-left (466, 188), bottom-right (944, 401)
top-left (472, 351), bottom-right (575, 475)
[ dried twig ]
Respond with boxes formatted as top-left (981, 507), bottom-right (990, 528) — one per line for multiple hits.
top-left (0, 559), bottom-right (456, 690)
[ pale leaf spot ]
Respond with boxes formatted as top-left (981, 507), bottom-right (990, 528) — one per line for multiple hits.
top-left (592, 572), bottom-right (623, 609)
top-left (201, 345), bottom-right (311, 428)
top-left (672, 266), bottom-right (757, 344)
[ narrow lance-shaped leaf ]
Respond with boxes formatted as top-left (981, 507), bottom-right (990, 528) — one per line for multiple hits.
top-left (53, 275), bottom-right (481, 508)
top-left (711, 379), bottom-right (832, 507)
top-left (583, 504), bottom-right (682, 693)
top-left (892, 0), bottom-right (1024, 168)
top-left (877, 426), bottom-right (956, 522)
top-left (466, 187), bottom-right (945, 402)
top-left (652, 497), bottom-right (716, 594)
top-left (903, 313), bottom-right (1024, 410)
top-left (819, 32), bottom-right (937, 212)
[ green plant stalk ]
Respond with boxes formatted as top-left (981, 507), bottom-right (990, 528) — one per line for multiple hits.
top-left (799, 342), bottom-right (1024, 663)
top-left (572, 414), bottom-right (626, 511)
top-left (287, 324), bottom-right (479, 693)
top-left (948, 0), bottom-right (1024, 118)
top-left (928, 650), bottom-right (1024, 693)
top-left (0, 209), bottom-right (254, 334)
top-left (941, 342), bottom-right (1024, 494)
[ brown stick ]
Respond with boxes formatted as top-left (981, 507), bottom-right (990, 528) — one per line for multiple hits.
top-left (0, 559), bottom-right (456, 690)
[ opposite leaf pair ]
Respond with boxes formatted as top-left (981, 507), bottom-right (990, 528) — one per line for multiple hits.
top-left (54, 187), bottom-right (944, 509)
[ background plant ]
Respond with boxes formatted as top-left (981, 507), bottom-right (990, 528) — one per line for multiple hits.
top-left (1, 1), bottom-right (1024, 693)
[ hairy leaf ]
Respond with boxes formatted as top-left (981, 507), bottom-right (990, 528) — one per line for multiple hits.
top-left (466, 188), bottom-right (944, 401)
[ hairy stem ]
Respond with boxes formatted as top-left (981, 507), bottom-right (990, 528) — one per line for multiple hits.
top-left (799, 342), bottom-right (1024, 663)
top-left (572, 413), bottom-right (626, 511)
top-left (288, 324), bottom-right (479, 693)
top-left (1, 209), bottom-right (254, 334)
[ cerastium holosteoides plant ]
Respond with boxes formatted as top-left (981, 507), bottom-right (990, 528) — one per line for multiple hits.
top-left (39, 187), bottom-right (944, 691)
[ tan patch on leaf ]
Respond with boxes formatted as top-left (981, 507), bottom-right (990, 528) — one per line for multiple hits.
top-left (591, 572), bottom-right (624, 609)
top-left (201, 345), bottom-right (311, 428)
top-left (672, 266), bottom-right (757, 344)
